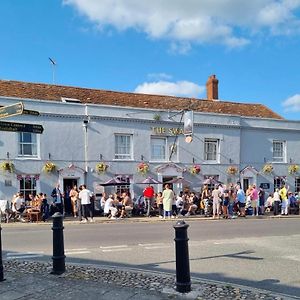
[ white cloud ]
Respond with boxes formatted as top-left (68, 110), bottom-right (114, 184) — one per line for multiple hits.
top-left (63, 0), bottom-right (300, 48)
top-left (134, 80), bottom-right (205, 98)
top-left (282, 94), bottom-right (300, 112)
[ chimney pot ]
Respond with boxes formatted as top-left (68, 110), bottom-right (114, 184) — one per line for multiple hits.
top-left (206, 74), bottom-right (219, 100)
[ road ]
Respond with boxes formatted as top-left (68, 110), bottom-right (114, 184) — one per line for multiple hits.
top-left (2, 217), bottom-right (300, 297)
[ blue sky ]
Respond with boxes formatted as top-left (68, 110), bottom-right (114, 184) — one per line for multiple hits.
top-left (1, 0), bottom-right (300, 120)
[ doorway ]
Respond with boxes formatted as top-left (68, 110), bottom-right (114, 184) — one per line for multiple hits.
top-left (163, 176), bottom-right (174, 190)
top-left (63, 178), bottom-right (78, 215)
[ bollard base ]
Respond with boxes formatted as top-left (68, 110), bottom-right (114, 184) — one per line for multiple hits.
top-left (176, 281), bottom-right (191, 293)
top-left (50, 269), bottom-right (65, 275)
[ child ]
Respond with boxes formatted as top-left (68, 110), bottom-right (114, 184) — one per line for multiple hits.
top-left (41, 194), bottom-right (50, 222)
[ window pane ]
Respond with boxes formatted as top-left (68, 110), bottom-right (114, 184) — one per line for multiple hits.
top-left (23, 144), bottom-right (33, 155)
top-left (18, 133), bottom-right (38, 157)
top-left (204, 139), bottom-right (218, 161)
top-left (151, 138), bottom-right (166, 161)
top-left (273, 141), bottom-right (284, 162)
top-left (115, 135), bottom-right (131, 159)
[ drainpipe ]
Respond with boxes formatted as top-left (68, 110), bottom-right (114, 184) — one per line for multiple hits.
top-left (83, 106), bottom-right (89, 185)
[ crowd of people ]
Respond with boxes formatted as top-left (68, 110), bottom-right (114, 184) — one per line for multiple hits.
top-left (2, 182), bottom-right (300, 223)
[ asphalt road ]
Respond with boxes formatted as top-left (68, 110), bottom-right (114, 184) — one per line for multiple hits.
top-left (2, 217), bottom-right (300, 298)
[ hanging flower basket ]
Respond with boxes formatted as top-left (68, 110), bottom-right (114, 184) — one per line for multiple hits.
top-left (43, 161), bottom-right (56, 173)
top-left (288, 164), bottom-right (299, 175)
top-left (190, 164), bottom-right (201, 175)
top-left (0, 161), bottom-right (14, 173)
top-left (262, 164), bottom-right (273, 174)
top-left (96, 162), bottom-right (108, 173)
top-left (227, 166), bottom-right (238, 175)
top-left (137, 162), bottom-right (149, 174)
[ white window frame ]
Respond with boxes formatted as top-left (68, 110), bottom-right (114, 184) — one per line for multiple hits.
top-left (151, 137), bottom-right (167, 161)
top-left (204, 138), bottom-right (220, 162)
top-left (272, 140), bottom-right (286, 163)
top-left (114, 134), bottom-right (133, 160)
top-left (17, 132), bottom-right (39, 158)
top-left (18, 175), bottom-right (38, 201)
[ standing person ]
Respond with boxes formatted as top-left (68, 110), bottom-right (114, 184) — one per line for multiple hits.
top-left (211, 185), bottom-right (221, 219)
top-left (41, 194), bottom-right (50, 222)
top-left (201, 185), bottom-right (210, 215)
top-left (156, 192), bottom-right (164, 218)
top-left (69, 185), bottom-right (79, 218)
top-left (78, 184), bottom-right (94, 223)
top-left (273, 188), bottom-right (281, 216)
top-left (162, 184), bottom-right (174, 219)
top-left (279, 185), bottom-right (288, 215)
top-left (250, 184), bottom-right (259, 216)
top-left (236, 185), bottom-right (246, 217)
top-left (258, 187), bottom-right (266, 215)
top-left (51, 183), bottom-right (63, 214)
top-left (143, 185), bottom-right (155, 217)
top-left (222, 188), bottom-right (230, 219)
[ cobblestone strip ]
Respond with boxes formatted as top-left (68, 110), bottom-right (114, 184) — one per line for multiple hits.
top-left (3, 260), bottom-right (295, 300)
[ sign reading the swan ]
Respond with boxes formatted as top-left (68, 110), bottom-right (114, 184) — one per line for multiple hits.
top-left (0, 102), bottom-right (24, 119)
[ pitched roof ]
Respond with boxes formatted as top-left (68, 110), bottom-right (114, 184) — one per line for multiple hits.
top-left (0, 80), bottom-right (283, 119)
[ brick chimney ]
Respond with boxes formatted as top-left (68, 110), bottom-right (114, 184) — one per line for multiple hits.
top-left (206, 74), bottom-right (219, 100)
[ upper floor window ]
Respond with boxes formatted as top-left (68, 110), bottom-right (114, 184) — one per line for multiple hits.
top-left (204, 139), bottom-right (219, 161)
top-left (115, 134), bottom-right (132, 160)
top-left (272, 140), bottom-right (285, 162)
top-left (18, 133), bottom-right (38, 157)
top-left (151, 137), bottom-right (166, 161)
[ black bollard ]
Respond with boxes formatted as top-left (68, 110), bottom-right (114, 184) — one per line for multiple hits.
top-left (51, 212), bottom-right (65, 275)
top-left (0, 224), bottom-right (5, 281)
top-left (173, 220), bottom-right (191, 293)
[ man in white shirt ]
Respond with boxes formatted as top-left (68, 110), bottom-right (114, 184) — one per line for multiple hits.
top-left (103, 194), bottom-right (118, 219)
top-left (78, 185), bottom-right (94, 223)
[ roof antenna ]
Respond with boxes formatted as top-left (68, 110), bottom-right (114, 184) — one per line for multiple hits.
top-left (48, 57), bottom-right (57, 84)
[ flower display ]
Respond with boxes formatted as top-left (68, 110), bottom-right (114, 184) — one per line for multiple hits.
top-left (0, 161), bottom-right (14, 173)
top-left (190, 164), bottom-right (201, 175)
top-left (96, 162), bottom-right (108, 173)
top-left (43, 162), bottom-right (56, 173)
top-left (288, 164), bottom-right (299, 175)
top-left (137, 162), bottom-right (149, 174)
top-left (262, 164), bottom-right (273, 174)
top-left (227, 166), bottom-right (238, 175)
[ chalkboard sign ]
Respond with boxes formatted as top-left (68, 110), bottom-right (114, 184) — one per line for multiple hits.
top-left (260, 183), bottom-right (270, 189)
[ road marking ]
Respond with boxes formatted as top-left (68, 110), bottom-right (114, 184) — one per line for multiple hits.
top-left (65, 251), bottom-right (91, 255)
top-left (101, 248), bottom-right (132, 253)
top-left (100, 245), bottom-right (128, 249)
top-left (144, 245), bottom-right (171, 250)
top-left (138, 243), bottom-right (165, 247)
top-left (6, 252), bottom-right (44, 260)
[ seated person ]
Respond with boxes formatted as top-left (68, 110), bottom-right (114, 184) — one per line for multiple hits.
top-left (119, 192), bottom-right (133, 218)
top-left (12, 192), bottom-right (26, 221)
top-left (185, 193), bottom-right (198, 217)
top-left (103, 194), bottom-right (118, 219)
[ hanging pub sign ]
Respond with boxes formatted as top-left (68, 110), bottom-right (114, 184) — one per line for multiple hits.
top-left (183, 110), bottom-right (193, 143)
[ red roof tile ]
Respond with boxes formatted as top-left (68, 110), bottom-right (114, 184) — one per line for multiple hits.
top-left (0, 80), bottom-right (283, 119)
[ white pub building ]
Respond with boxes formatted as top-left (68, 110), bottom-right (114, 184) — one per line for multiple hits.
top-left (0, 75), bottom-right (299, 201)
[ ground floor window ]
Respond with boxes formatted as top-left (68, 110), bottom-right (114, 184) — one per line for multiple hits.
top-left (295, 177), bottom-right (300, 192)
top-left (17, 174), bottom-right (39, 201)
top-left (116, 175), bottom-right (131, 195)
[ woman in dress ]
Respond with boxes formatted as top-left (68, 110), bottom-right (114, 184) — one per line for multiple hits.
top-left (162, 184), bottom-right (174, 219)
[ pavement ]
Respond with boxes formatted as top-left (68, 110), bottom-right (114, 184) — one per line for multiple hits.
top-left (1, 214), bottom-right (300, 299)
top-left (1, 260), bottom-right (298, 300)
